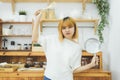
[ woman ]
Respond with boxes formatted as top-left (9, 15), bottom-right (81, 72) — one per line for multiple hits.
top-left (32, 10), bottom-right (98, 80)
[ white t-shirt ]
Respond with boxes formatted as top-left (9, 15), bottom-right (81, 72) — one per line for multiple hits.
top-left (38, 35), bottom-right (82, 80)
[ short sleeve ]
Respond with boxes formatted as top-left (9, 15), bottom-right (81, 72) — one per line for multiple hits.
top-left (70, 48), bottom-right (82, 71)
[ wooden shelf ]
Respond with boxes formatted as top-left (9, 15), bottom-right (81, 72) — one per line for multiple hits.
top-left (40, 19), bottom-right (98, 33)
top-left (0, 35), bottom-right (32, 37)
top-left (30, 52), bottom-right (45, 56)
top-left (40, 19), bottom-right (97, 22)
top-left (0, 52), bottom-right (4, 56)
top-left (82, 51), bottom-right (102, 56)
top-left (0, 50), bottom-right (31, 52)
top-left (0, 21), bottom-right (32, 24)
top-left (0, 20), bottom-right (32, 54)
top-left (4, 51), bottom-right (30, 56)
top-left (0, 50), bottom-right (45, 56)
top-left (0, 51), bottom-right (102, 70)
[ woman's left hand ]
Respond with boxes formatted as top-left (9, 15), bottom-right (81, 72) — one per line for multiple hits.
top-left (90, 55), bottom-right (99, 67)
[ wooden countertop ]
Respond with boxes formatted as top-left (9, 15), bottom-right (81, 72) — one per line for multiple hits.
top-left (0, 69), bottom-right (111, 77)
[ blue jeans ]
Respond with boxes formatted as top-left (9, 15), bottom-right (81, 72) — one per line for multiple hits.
top-left (44, 76), bottom-right (51, 80)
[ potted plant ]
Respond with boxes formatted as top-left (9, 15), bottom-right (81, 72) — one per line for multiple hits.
top-left (19, 10), bottom-right (27, 22)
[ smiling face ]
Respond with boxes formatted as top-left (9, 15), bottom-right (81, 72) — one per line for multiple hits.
top-left (62, 20), bottom-right (75, 40)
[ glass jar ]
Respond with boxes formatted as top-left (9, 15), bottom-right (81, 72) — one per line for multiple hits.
top-left (24, 57), bottom-right (34, 68)
top-left (34, 62), bottom-right (40, 68)
top-left (17, 44), bottom-right (22, 50)
top-left (28, 44), bottom-right (32, 50)
top-left (47, 8), bottom-right (56, 19)
top-left (10, 41), bottom-right (15, 50)
top-left (23, 44), bottom-right (28, 50)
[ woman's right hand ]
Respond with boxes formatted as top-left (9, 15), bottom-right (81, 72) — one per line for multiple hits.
top-left (34, 10), bottom-right (42, 16)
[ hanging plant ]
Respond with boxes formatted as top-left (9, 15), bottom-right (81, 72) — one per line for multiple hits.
top-left (92, 0), bottom-right (110, 43)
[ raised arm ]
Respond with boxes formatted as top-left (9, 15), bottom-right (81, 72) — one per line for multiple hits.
top-left (32, 10), bottom-right (42, 42)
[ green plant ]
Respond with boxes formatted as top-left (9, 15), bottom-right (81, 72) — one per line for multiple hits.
top-left (19, 10), bottom-right (27, 15)
top-left (33, 43), bottom-right (41, 47)
top-left (92, 0), bottom-right (110, 43)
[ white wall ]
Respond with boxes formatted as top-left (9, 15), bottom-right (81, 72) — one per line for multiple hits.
top-left (109, 0), bottom-right (120, 80)
top-left (0, 2), bottom-right (110, 70)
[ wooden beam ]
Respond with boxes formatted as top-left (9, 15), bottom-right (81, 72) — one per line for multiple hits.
top-left (82, 0), bottom-right (87, 14)
top-left (94, 19), bottom-right (99, 34)
top-left (11, 0), bottom-right (15, 14)
top-left (82, 0), bottom-right (93, 14)
top-left (48, 0), bottom-right (50, 5)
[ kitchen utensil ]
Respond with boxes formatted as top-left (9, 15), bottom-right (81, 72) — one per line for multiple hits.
top-left (84, 38), bottom-right (101, 55)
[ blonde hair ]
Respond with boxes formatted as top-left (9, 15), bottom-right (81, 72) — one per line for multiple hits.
top-left (58, 17), bottom-right (79, 42)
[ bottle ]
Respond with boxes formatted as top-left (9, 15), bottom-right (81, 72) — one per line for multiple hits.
top-left (11, 41), bottom-right (15, 50)
top-left (23, 44), bottom-right (28, 50)
top-left (17, 44), bottom-right (22, 50)
top-left (28, 44), bottom-right (32, 50)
